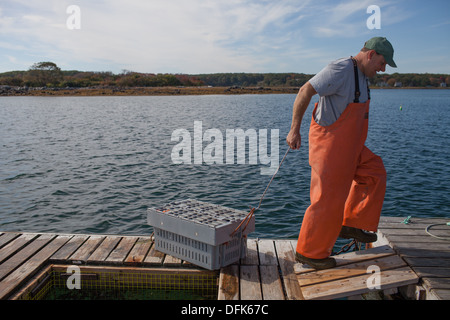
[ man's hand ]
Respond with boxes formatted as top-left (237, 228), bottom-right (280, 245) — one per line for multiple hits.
top-left (286, 130), bottom-right (301, 150)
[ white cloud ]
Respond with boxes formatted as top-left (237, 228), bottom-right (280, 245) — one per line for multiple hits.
top-left (0, 0), bottom-right (447, 74)
top-left (0, 0), bottom-right (315, 73)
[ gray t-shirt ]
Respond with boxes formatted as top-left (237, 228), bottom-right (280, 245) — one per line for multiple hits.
top-left (309, 57), bottom-right (369, 126)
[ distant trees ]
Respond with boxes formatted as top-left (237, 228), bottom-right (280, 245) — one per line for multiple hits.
top-left (25, 62), bottom-right (63, 87)
top-left (370, 73), bottom-right (447, 87)
top-left (116, 73), bottom-right (183, 87)
top-left (0, 62), bottom-right (448, 88)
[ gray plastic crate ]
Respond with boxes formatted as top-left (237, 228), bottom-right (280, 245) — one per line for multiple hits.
top-left (147, 199), bottom-right (255, 270)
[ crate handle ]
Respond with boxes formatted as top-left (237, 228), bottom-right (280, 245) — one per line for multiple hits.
top-left (230, 207), bottom-right (255, 237)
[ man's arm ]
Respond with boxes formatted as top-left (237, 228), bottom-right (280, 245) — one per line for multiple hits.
top-left (286, 81), bottom-right (317, 150)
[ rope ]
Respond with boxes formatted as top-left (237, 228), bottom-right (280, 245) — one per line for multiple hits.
top-left (399, 216), bottom-right (450, 241)
top-left (230, 147), bottom-right (291, 237)
top-left (425, 222), bottom-right (450, 241)
top-left (256, 147), bottom-right (291, 211)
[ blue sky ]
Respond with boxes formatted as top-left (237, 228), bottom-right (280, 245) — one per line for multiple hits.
top-left (0, 0), bottom-right (449, 74)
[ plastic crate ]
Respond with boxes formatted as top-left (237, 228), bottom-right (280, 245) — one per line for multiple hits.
top-left (147, 199), bottom-right (255, 270)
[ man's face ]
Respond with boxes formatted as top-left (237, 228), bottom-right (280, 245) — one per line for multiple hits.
top-left (366, 51), bottom-right (387, 78)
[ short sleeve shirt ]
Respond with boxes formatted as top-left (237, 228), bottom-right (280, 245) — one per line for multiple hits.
top-left (309, 57), bottom-right (369, 126)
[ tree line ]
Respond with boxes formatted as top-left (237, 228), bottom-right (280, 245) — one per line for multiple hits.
top-left (0, 61), bottom-right (448, 88)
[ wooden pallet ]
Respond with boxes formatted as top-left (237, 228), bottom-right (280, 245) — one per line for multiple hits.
top-left (295, 245), bottom-right (418, 299)
top-left (217, 240), bottom-right (418, 300)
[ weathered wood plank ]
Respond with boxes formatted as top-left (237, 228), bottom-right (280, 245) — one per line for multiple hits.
top-left (163, 254), bottom-right (183, 267)
top-left (379, 217), bottom-right (449, 228)
top-left (218, 264), bottom-right (239, 300)
top-left (259, 265), bottom-right (284, 300)
top-left (0, 234), bottom-right (55, 282)
top-left (143, 243), bottom-right (164, 265)
top-left (0, 233), bottom-right (21, 250)
top-left (422, 277), bottom-right (450, 290)
top-left (0, 233), bottom-right (39, 264)
top-left (300, 266), bottom-right (418, 300)
top-left (274, 240), bottom-right (304, 300)
top-left (8, 264), bottom-right (52, 300)
top-left (403, 257), bottom-right (450, 268)
top-left (295, 245), bottom-right (395, 274)
top-left (50, 235), bottom-right (88, 262)
top-left (0, 235), bottom-right (71, 299)
top-left (105, 236), bottom-right (138, 264)
top-left (391, 241), bottom-right (450, 252)
top-left (124, 237), bottom-right (152, 265)
top-left (69, 235), bottom-right (105, 263)
top-left (412, 267), bottom-right (450, 279)
top-left (241, 239), bottom-right (258, 265)
top-left (240, 265), bottom-right (262, 300)
top-left (298, 255), bottom-right (407, 287)
top-left (258, 240), bottom-right (277, 266)
top-left (87, 236), bottom-right (122, 264)
top-left (431, 289), bottom-right (450, 300)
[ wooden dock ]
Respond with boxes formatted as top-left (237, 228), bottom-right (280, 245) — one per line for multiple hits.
top-left (377, 216), bottom-right (450, 300)
top-left (0, 216), bottom-right (448, 300)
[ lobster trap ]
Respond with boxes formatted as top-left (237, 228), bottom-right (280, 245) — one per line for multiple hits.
top-left (147, 199), bottom-right (255, 270)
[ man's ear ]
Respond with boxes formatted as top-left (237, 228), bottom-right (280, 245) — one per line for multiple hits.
top-left (367, 49), bottom-right (377, 60)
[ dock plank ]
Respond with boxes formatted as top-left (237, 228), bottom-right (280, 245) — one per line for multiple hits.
top-left (240, 265), bottom-right (261, 300)
top-left (87, 236), bottom-right (122, 264)
top-left (258, 240), bottom-right (277, 266)
top-left (0, 235), bottom-right (71, 299)
top-left (69, 235), bottom-right (105, 263)
top-left (143, 243), bottom-right (165, 265)
top-left (218, 264), bottom-right (239, 300)
top-left (241, 239), bottom-right (258, 265)
top-left (301, 266), bottom-right (418, 300)
top-left (50, 235), bottom-right (88, 262)
top-left (0, 233), bottom-right (21, 250)
top-left (106, 237), bottom-right (138, 264)
top-left (0, 234), bottom-right (55, 282)
top-left (124, 237), bottom-right (152, 265)
top-left (163, 254), bottom-right (183, 267)
top-left (298, 255), bottom-right (407, 287)
top-left (274, 240), bottom-right (304, 300)
top-left (0, 233), bottom-right (39, 264)
top-left (260, 265), bottom-right (284, 300)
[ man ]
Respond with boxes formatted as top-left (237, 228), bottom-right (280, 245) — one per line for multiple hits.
top-left (286, 37), bottom-right (396, 269)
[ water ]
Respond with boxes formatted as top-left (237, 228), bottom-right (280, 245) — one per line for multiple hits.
top-left (1, 90), bottom-right (449, 242)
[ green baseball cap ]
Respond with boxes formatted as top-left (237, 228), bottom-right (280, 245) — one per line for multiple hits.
top-left (364, 37), bottom-right (397, 68)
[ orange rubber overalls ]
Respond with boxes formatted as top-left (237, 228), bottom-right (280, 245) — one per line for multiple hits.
top-left (296, 59), bottom-right (386, 259)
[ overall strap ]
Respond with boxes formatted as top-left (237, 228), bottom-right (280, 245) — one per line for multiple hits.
top-left (351, 57), bottom-right (371, 102)
top-left (351, 57), bottom-right (360, 103)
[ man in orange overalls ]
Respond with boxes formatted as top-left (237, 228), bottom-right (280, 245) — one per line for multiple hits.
top-left (286, 37), bottom-right (396, 269)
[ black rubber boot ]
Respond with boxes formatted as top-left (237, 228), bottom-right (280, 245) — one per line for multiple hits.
top-left (295, 252), bottom-right (336, 270)
top-left (339, 226), bottom-right (378, 243)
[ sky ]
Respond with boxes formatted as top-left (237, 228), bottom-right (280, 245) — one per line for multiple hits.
top-left (0, 0), bottom-right (449, 75)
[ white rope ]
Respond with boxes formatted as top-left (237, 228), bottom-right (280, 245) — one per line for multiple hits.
top-left (425, 223), bottom-right (450, 241)
top-left (255, 147), bottom-right (290, 211)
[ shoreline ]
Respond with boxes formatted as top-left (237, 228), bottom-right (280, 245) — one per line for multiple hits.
top-left (0, 86), bottom-right (299, 97)
top-left (0, 85), bottom-right (448, 97)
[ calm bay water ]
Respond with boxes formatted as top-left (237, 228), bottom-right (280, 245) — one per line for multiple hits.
top-left (1, 90), bottom-right (449, 242)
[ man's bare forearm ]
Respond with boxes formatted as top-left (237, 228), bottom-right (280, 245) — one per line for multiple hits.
top-left (290, 81), bottom-right (316, 131)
